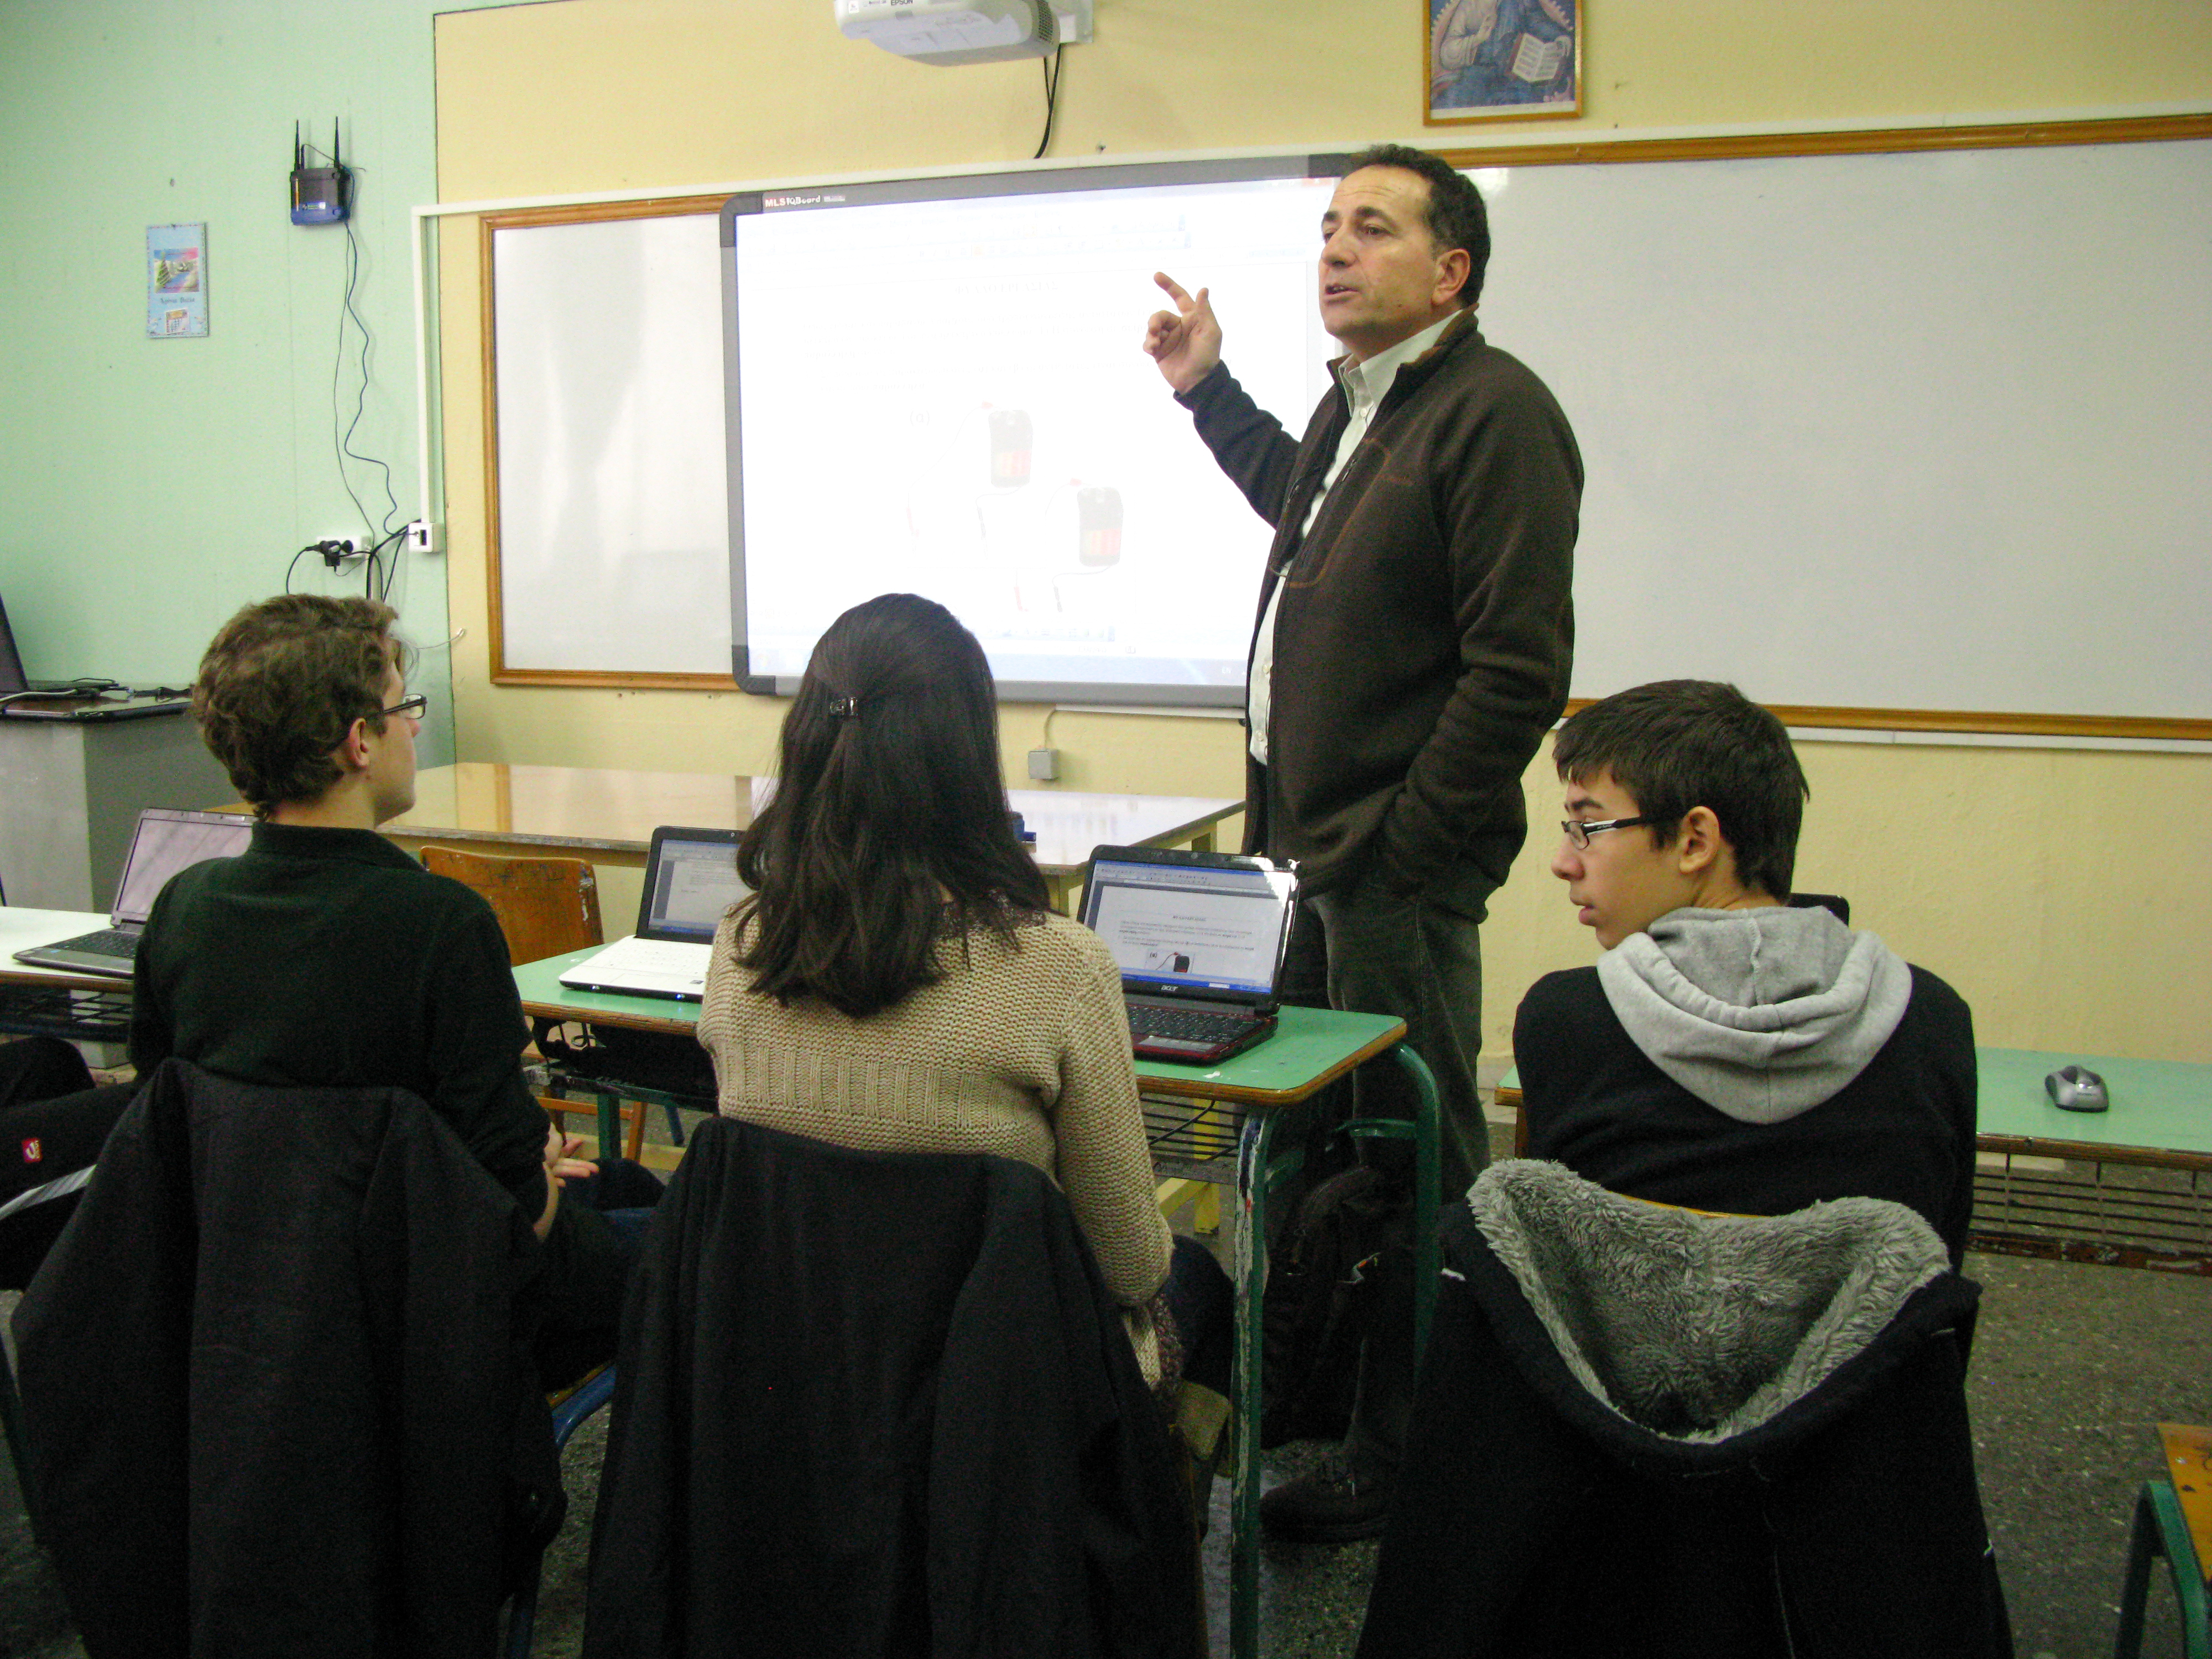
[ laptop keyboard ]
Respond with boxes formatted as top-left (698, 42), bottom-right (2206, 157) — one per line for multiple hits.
top-left (1128, 1005), bottom-right (1255, 1045)
top-left (50, 929), bottom-right (138, 958)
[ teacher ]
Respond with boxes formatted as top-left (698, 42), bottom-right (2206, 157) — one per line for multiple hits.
top-left (1144, 142), bottom-right (1580, 1541)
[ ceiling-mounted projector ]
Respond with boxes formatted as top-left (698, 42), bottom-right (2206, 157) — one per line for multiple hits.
top-left (834, 0), bottom-right (1053, 66)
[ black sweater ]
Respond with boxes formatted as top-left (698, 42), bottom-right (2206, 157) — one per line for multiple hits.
top-left (1515, 964), bottom-right (1979, 1266)
top-left (130, 821), bottom-right (618, 1293)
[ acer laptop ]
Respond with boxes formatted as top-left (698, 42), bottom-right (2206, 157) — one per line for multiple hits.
top-left (13, 807), bottom-right (254, 978)
top-left (1079, 845), bottom-right (1298, 1064)
top-left (557, 826), bottom-right (747, 1001)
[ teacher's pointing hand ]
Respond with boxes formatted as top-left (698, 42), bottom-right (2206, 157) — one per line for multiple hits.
top-left (1143, 271), bottom-right (1222, 394)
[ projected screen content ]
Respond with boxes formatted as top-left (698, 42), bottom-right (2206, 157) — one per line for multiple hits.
top-left (723, 156), bottom-right (1347, 703)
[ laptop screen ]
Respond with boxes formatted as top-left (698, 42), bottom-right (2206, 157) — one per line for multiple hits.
top-left (1082, 853), bottom-right (1295, 998)
top-left (112, 809), bottom-right (254, 925)
top-left (638, 830), bottom-right (750, 942)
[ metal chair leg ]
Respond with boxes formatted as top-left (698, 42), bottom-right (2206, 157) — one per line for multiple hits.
top-left (503, 1364), bottom-right (619, 1658)
top-left (2115, 1480), bottom-right (2211, 1659)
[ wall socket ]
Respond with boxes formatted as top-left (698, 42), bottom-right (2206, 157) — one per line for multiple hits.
top-left (1027, 746), bottom-right (1060, 781)
top-left (406, 520), bottom-right (441, 554)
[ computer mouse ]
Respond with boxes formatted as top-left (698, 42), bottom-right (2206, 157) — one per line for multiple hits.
top-left (2046, 1065), bottom-right (2109, 1113)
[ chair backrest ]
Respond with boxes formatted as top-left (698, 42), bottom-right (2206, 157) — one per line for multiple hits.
top-left (584, 1117), bottom-right (1201, 1659)
top-left (1787, 891), bottom-right (1851, 925)
top-left (1357, 1161), bottom-right (2006, 1658)
top-left (13, 1060), bottom-right (556, 1658)
top-left (422, 844), bottom-right (603, 964)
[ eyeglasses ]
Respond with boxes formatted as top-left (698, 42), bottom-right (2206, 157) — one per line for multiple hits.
top-left (1560, 815), bottom-right (1656, 849)
top-left (378, 693), bottom-right (429, 723)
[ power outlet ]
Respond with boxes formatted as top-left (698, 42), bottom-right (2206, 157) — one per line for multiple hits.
top-left (406, 520), bottom-right (441, 555)
top-left (1027, 746), bottom-right (1060, 781)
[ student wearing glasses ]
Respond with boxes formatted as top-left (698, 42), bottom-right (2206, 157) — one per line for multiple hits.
top-left (129, 593), bottom-right (659, 1380)
top-left (1514, 679), bottom-right (1978, 1265)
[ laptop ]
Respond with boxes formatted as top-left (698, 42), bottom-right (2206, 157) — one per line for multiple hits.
top-left (13, 807), bottom-right (255, 978)
top-left (557, 826), bottom-right (748, 1001)
top-left (1079, 845), bottom-right (1298, 1063)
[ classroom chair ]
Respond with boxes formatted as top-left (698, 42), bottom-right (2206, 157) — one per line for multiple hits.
top-left (2116, 1422), bottom-right (2212, 1659)
top-left (1355, 1160), bottom-right (2011, 1658)
top-left (582, 1116), bottom-right (1202, 1659)
top-left (420, 843), bottom-right (675, 1163)
top-left (12, 1060), bottom-right (567, 1657)
top-left (503, 1363), bottom-right (618, 1659)
top-left (1788, 891), bottom-right (1851, 924)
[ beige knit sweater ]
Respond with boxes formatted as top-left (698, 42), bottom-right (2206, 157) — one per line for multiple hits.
top-left (696, 907), bottom-right (1173, 1369)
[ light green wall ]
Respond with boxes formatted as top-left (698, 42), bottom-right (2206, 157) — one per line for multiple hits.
top-left (0, 0), bottom-right (508, 763)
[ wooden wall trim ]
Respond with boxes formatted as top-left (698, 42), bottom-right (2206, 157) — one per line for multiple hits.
top-left (1561, 700), bottom-right (2212, 743)
top-left (1432, 111), bottom-right (2212, 170)
top-left (488, 668), bottom-right (740, 691)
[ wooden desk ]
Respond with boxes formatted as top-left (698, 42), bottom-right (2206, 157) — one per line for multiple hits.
top-left (0, 907), bottom-right (136, 1045)
top-left (514, 950), bottom-right (1433, 1659)
top-left (1498, 1047), bottom-right (2212, 1273)
top-left (362, 763), bottom-right (1240, 914)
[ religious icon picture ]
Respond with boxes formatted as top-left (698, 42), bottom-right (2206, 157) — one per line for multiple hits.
top-left (1425, 0), bottom-right (1579, 126)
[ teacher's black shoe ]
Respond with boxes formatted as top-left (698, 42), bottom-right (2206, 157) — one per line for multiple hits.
top-left (1258, 1448), bottom-right (1395, 1544)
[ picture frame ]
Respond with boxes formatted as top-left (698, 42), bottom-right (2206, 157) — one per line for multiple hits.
top-left (1425, 0), bottom-right (1580, 127)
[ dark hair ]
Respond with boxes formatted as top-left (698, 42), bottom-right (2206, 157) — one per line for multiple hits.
top-left (1552, 680), bottom-right (1809, 901)
top-left (192, 594), bottom-right (404, 817)
top-left (734, 593), bottom-right (1050, 1017)
top-left (1344, 143), bottom-right (1491, 307)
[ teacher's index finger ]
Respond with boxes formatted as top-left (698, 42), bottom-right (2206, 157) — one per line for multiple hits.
top-left (1153, 270), bottom-right (1196, 309)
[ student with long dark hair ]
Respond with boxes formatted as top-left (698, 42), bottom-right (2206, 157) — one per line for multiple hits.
top-left (697, 593), bottom-right (1228, 1394)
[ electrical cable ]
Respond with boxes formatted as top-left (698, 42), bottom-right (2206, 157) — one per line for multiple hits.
top-left (332, 207), bottom-right (403, 544)
top-left (1032, 40), bottom-right (1065, 160)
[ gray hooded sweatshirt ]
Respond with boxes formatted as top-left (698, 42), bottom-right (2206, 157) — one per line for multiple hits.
top-left (1594, 905), bottom-right (1913, 1126)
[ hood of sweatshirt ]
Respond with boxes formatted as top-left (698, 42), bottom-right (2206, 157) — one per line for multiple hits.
top-left (1594, 905), bottom-right (1912, 1125)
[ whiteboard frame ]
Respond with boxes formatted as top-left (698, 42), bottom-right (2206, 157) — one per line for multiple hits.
top-left (468, 111), bottom-right (2212, 739)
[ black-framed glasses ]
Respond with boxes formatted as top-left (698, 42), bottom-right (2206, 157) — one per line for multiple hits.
top-left (378, 693), bottom-right (429, 723)
top-left (1561, 815), bottom-right (1656, 849)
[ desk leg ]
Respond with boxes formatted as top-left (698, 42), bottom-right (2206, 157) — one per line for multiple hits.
top-left (1391, 1044), bottom-right (1442, 1365)
top-left (1230, 1110), bottom-right (1272, 1659)
top-left (594, 1087), bottom-right (622, 1161)
top-left (1229, 1103), bottom-right (1312, 1659)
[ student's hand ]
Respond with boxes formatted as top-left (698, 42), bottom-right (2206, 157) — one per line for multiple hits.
top-left (1144, 272), bottom-right (1222, 394)
top-left (544, 1123), bottom-right (599, 1184)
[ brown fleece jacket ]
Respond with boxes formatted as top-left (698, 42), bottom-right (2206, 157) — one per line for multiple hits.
top-left (1177, 311), bottom-right (1580, 898)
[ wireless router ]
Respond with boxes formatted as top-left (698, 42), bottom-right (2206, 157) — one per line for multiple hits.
top-left (290, 119), bottom-right (351, 226)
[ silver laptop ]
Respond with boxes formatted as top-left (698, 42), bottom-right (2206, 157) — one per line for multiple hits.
top-left (557, 826), bottom-right (748, 1001)
top-left (1079, 845), bottom-right (1298, 1063)
top-left (13, 807), bottom-right (255, 978)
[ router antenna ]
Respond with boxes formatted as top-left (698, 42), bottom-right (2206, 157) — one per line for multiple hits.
top-left (332, 118), bottom-right (341, 170)
top-left (294, 121), bottom-right (302, 170)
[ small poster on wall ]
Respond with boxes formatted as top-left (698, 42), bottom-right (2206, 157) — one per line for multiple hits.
top-left (1426, 0), bottom-right (1579, 126)
top-left (146, 223), bottom-right (207, 337)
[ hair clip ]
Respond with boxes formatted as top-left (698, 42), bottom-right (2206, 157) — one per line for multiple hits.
top-left (828, 695), bottom-right (861, 721)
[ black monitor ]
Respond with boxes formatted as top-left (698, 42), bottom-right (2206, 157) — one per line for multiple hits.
top-left (0, 593), bottom-right (28, 696)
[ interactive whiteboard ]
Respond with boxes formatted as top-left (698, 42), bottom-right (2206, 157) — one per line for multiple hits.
top-left (484, 132), bottom-right (2212, 733)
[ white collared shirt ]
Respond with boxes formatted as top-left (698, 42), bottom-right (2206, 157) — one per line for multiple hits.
top-left (1249, 311), bottom-right (1461, 765)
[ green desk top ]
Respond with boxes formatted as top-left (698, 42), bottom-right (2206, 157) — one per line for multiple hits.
top-left (517, 946), bottom-right (1405, 1108)
top-left (1499, 1047), bottom-right (2212, 1160)
top-left (1973, 1047), bottom-right (2211, 1158)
